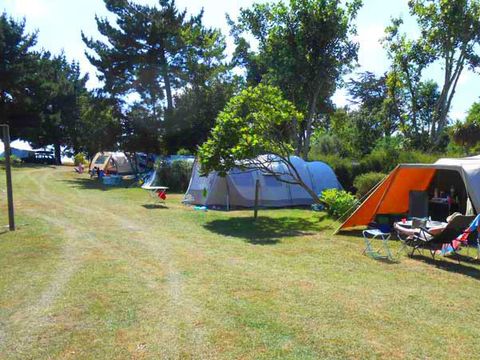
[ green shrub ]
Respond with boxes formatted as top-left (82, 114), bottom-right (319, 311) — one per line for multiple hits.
top-left (397, 150), bottom-right (439, 164)
top-left (0, 155), bottom-right (22, 165)
top-left (320, 188), bottom-right (358, 219)
top-left (74, 153), bottom-right (87, 166)
top-left (360, 149), bottom-right (440, 174)
top-left (176, 148), bottom-right (192, 156)
top-left (155, 159), bottom-right (193, 192)
top-left (353, 172), bottom-right (386, 198)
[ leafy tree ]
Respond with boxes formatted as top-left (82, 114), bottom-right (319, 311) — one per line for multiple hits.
top-left (165, 77), bottom-right (241, 153)
top-left (83, 0), bottom-right (226, 114)
top-left (121, 103), bottom-right (163, 154)
top-left (26, 53), bottom-right (89, 164)
top-left (229, 0), bottom-right (362, 158)
top-left (198, 84), bottom-right (322, 203)
top-left (451, 102), bottom-right (480, 153)
top-left (0, 12), bottom-right (38, 134)
top-left (74, 92), bottom-right (121, 157)
top-left (384, 0), bottom-right (480, 143)
top-left (83, 0), bottom-right (228, 153)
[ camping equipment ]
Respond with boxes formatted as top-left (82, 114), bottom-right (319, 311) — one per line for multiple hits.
top-left (141, 170), bottom-right (168, 202)
top-left (407, 215), bottom-right (475, 260)
top-left (362, 229), bottom-right (393, 260)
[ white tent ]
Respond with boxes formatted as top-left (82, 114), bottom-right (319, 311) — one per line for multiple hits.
top-left (184, 155), bottom-right (342, 208)
top-left (89, 152), bottom-right (135, 175)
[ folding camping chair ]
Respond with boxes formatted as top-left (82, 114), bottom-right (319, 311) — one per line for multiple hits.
top-left (408, 215), bottom-right (475, 262)
top-left (362, 229), bottom-right (393, 260)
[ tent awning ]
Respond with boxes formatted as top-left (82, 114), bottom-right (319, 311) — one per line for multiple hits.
top-left (336, 160), bottom-right (480, 232)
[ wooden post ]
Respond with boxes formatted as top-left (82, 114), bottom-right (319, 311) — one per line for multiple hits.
top-left (254, 179), bottom-right (260, 220)
top-left (2, 125), bottom-right (15, 231)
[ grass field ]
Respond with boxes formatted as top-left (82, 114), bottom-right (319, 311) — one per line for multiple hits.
top-left (1, 166), bottom-right (480, 359)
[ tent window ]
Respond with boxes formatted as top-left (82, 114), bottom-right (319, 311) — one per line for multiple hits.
top-left (263, 174), bottom-right (282, 187)
top-left (95, 155), bottom-right (109, 164)
top-left (232, 173), bottom-right (254, 187)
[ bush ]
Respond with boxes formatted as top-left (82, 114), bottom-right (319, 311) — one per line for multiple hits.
top-left (397, 150), bottom-right (439, 165)
top-left (360, 149), bottom-right (440, 174)
top-left (74, 153), bottom-right (87, 166)
top-left (353, 172), bottom-right (386, 198)
top-left (320, 188), bottom-right (358, 219)
top-left (155, 159), bottom-right (194, 192)
top-left (176, 148), bottom-right (192, 156)
top-left (0, 155), bottom-right (22, 165)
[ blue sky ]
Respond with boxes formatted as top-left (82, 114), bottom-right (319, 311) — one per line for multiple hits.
top-left (3, 0), bottom-right (480, 121)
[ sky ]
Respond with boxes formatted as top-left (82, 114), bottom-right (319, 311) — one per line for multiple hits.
top-left (3, 0), bottom-right (480, 121)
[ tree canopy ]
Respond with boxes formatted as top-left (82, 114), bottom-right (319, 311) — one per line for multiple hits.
top-left (229, 0), bottom-right (362, 158)
top-left (199, 84), bottom-right (322, 203)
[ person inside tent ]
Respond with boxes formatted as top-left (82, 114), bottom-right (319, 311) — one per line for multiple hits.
top-left (394, 212), bottom-right (463, 240)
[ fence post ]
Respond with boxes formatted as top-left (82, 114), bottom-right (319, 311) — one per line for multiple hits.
top-left (2, 125), bottom-right (15, 231)
top-left (254, 179), bottom-right (260, 220)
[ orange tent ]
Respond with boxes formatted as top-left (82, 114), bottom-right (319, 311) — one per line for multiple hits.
top-left (335, 158), bottom-right (480, 233)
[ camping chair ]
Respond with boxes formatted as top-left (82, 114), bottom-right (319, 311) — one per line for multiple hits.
top-left (408, 215), bottom-right (475, 261)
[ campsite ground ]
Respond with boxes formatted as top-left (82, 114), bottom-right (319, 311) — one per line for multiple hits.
top-left (1, 166), bottom-right (480, 359)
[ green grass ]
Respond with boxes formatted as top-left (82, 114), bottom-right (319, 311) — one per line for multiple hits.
top-left (1, 166), bottom-right (480, 359)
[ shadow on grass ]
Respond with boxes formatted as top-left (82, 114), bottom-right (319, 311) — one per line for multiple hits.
top-left (61, 178), bottom-right (136, 191)
top-left (410, 254), bottom-right (480, 281)
top-left (203, 216), bottom-right (331, 245)
top-left (142, 204), bottom-right (168, 210)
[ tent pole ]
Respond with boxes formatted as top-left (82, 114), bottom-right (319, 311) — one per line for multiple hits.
top-left (333, 166), bottom-right (399, 235)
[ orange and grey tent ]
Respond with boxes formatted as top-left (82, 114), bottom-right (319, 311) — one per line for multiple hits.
top-left (336, 156), bottom-right (480, 233)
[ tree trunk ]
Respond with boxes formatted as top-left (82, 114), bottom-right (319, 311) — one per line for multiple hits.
top-left (159, 46), bottom-right (173, 111)
top-left (302, 79), bottom-right (322, 159)
top-left (54, 142), bottom-right (62, 165)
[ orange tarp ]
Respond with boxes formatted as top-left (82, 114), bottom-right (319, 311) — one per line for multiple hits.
top-left (339, 167), bottom-right (436, 230)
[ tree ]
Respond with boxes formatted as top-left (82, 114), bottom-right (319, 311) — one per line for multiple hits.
top-left (0, 12), bottom-right (38, 133)
top-left (74, 92), bottom-right (121, 157)
top-left (83, 0), bottom-right (226, 115)
top-left (229, 0), bottom-right (362, 158)
top-left (24, 53), bottom-right (88, 164)
top-left (121, 103), bottom-right (163, 154)
top-left (348, 72), bottom-right (400, 138)
top-left (451, 102), bottom-right (480, 153)
top-left (384, 0), bottom-right (480, 143)
top-left (198, 84), bottom-right (323, 203)
top-left (83, 0), bottom-right (228, 154)
top-left (165, 77), bottom-right (241, 153)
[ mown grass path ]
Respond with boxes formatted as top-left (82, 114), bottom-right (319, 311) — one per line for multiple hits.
top-left (1, 166), bottom-right (480, 359)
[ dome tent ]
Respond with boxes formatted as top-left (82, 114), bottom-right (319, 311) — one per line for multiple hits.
top-left (89, 152), bottom-right (135, 175)
top-left (184, 155), bottom-right (342, 208)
